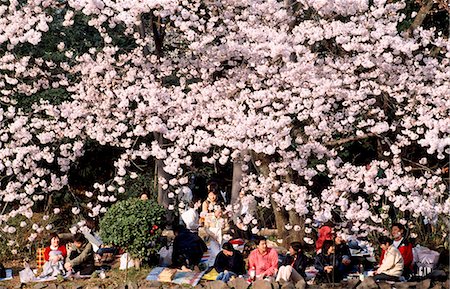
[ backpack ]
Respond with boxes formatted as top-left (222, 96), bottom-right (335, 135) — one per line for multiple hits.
top-left (0, 263), bottom-right (6, 279)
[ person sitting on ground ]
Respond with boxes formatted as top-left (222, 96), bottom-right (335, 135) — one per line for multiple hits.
top-left (276, 241), bottom-right (307, 283)
top-left (64, 233), bottom-right (95, 276)
top-left (205, 205), bottom-right (230, 266)
top-left (334, 233), bottom-right (354, 278)
top-left (201, 188), bottom-right (222, 227)
top-left (247, 237), bottom-right (279, 281)
top-left (40, 233), bottom-right (67, 277)
top-left (172, 224), bottom-right (207, 270)
top-left (83, 219), bottom-right (118, 264)
top-left (314, 239), bottom-right (341, 283)
top-left (214, 242), bottom-right (246, 282)
top-left (180, 198), bottom-right (201, 233)
top-left (386, 223), bottom-right (413, 278)
top-left (229, 191), bottom-right (256, 240)
top-left (202, 189), bottom-right (221, 215)
top-left (373, 235), bottom-right (404, 282)
top-left (316, 222), bottom-right (334, 253)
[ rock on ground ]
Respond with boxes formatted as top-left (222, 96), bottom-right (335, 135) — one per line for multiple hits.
top-left (356, 277), bottom-right (378, 289)
top-left (295, 278), bottom-right (306, 289)
top-left (227, 277), bottom-right (248, 289)
top-left (280, 281), bottom-right (295, 289)
top-left (417, 279), bottom-right (432, 289)
top-left (138, 280), bottom-right (163, 289)
top-left (251, 279), bottom-right (272, 289)
top-left (202, 280), bottom-right (229, 289)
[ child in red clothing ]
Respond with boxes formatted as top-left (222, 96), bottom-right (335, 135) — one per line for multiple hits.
top-left (41, 233), bottom-right (67, 277)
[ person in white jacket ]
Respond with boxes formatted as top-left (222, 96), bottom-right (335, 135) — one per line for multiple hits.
top-left (374, 236), bottom-right (404, 282)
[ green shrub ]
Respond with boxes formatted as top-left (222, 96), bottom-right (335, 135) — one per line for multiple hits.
top-left (99, 198), bottom-right (166, 260)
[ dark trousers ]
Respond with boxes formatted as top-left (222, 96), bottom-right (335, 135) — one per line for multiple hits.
top-left (373, 273), bottom-right (399, 282)
top-left (68, 251), bottom-right (95, 275)
top-left (97, 247), bottom-right (118, 256)
top-left (173, 249), bottom-right (203, 269)
top-left (316, 270), bottom-right (342, 283)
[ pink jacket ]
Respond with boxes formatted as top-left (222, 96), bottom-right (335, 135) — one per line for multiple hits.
top-left (248, 248), bottom-right (278, 277)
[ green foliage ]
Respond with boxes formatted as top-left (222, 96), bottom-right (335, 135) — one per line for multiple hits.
top-left (99, 198), bottom-right (166, 259)
top-left (0, 239), bottom-right (12, 262)
top-left (121, 171), bottom-right (156, 200)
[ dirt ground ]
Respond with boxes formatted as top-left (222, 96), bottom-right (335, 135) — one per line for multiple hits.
top-left (2, 259), bottom-right (153, 289)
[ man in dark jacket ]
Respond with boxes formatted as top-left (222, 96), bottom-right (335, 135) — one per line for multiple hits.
top-left (172, 224), bottom-right (207, 269)
top-left (214, 242), bottom-right (245, 282)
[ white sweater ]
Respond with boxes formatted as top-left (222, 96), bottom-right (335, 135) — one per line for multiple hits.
top-left (377, 245), bottom-right (404, 277)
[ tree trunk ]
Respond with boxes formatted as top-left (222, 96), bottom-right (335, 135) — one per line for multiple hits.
top-left (252, 152), bottom-right (293, 247)
top-left (251, 152), bottom-right (307, 247)
top-left (231, 156), bottom-right (245, 204)
top-left (154, 132), bottom-right (176, 226)
top-left (153, 132), bottom-right (170, 208)
top-left (271, 198), bottom-right (290, 246)
top-left (288, 211), bottom-right (305, 243)
top-left (150, 12), bottom-right (165, 57)
top-left (137, 14), bottom-right (151, 56)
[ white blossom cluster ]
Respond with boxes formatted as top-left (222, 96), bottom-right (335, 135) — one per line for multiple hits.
top-left (0, 0), bottom-right (448, 247)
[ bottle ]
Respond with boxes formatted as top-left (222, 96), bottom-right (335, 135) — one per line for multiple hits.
top-left (249, 266), bottom-right (256, 281)
top-left (358, 264), bottom-right (364, 281)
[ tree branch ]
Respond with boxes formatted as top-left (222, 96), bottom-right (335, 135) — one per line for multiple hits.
top-left (137, 14), bottom-right (151, 56)
top-left (150, 13), bottom-right (165, 57)
top-left (407, 0), bottom-right (434, 37)
top-left (325, 133), bottom-right (377, 146)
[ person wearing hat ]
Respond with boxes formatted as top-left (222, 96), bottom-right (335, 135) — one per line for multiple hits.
top-left (214, 242), bottom-right (245, 282)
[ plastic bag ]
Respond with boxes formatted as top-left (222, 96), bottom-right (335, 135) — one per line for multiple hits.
top-left (413, 245), bottom-right (440, 268)
top-left (119, 253), bottom-right (135, 270)
top-left (158, 246), bottom-right (173, 267)
top-left (19, 263), bottom-right (36, 283)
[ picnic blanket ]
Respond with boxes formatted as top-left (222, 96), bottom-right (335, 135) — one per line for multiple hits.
top-left (202, 268), bottom-right (219, 281)
top-left (34, 276), bottom-right (57, 282)
top-left (146, 267), bottom-right (206, 286)
top-left (0, 269), bottom-right (12, 281)
top-left (200, 248), bottom-right (210, 265)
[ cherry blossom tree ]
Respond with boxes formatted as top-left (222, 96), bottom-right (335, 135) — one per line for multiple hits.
top-left (0, 0), bottom-right (449, 253)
